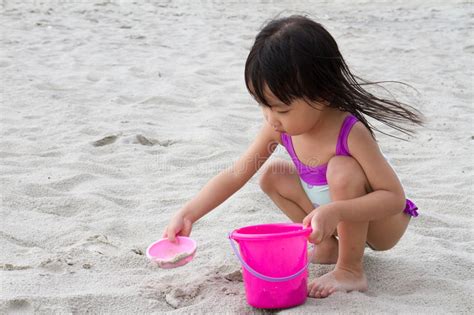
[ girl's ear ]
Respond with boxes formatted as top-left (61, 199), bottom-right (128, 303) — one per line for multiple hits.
top-left (319, 98), bottom-right (332, 106)
top-left (310, 89), bottom-right (334, 104)
top-left (317, 92), bottom-right (334, 105)
top-left (305, 97), bottom-right (327, 110)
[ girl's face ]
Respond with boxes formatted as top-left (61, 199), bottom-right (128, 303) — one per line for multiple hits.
top-left (260, 88), bottom-right (327, 135)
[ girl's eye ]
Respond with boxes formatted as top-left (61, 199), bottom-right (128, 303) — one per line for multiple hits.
top-left (277, 111), bottom-right (290, 114)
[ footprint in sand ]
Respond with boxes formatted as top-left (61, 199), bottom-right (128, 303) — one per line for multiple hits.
top-left (80, 234), bottom-right (118, 256)
top-left (224, 270), bottom-right (243, 282)
top-left (164, 286), bottom-right (202, 309)
top-left (139, 277), bottom-right (204, 310)
top-left (1, 263), bottom-right (31, 271)
top-left (93, 134), bottom-right (173, 147)
top-left (136, 134), bottom-right (155, 146)
top-left (162, 270), bottom-right (242, 308)
top-left (137, 134), bottom-right (174, 147)
top-left (39, 255), bottom-right (74, 273)
top-left (5, 299), bottom-right (33, 314)
top-left (120, 134), bottom-right (174, 147)
top-left (140, 268), bottom-right (243, 309)
top-left (463, 45), bottom-right (474, 53)
top-left (92, 135), bottom-right (118, 147)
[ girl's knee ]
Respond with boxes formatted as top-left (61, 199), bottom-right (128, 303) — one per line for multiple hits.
top-left (259, 160), bottom-right (291, 193)
top-left (327, 156), bottom-right (368, 193)
top-left (377, 244), bottom-right (396, 251)
top-left (259, 166), bottom-right (273, 193)
top-left (367, 240), bottom-right (398, 252)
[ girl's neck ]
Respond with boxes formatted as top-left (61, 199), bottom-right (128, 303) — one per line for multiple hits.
top-left (303, 106), bottom-right (347, 139)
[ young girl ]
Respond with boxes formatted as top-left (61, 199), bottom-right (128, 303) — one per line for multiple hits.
top-left (163, 15), bottom-right (423, 298)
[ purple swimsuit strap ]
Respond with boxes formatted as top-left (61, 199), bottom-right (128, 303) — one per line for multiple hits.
top-left (335, 114), bottom-right (359, 156)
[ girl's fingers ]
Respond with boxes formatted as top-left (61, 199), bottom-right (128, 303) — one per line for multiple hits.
top-left (306, 221), bottom-right (318, 243)
top-left (312, 229), bottom-right (324, 244)
top-left (316, 232), bottom-right (324, 244)
top-left (303, 217), bottom-right (313, 228)
top-left (303, 216), bottom-right (311, 228)
top-left (302, 211), bottom-right (315, 227)
top-left (309, 230), bottom-right (318, 244)
top-left (162, 226), bottom-right (170, 239)
top-left (167, 225), bottom-right (178, 242)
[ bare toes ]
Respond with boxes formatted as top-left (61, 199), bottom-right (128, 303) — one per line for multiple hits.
top-left (320, 288), bottom-right (327, 298)
top-left (309, 286), bottom-right (317, 297)
top-left (309, 284), bottom-right (319, 297)
top-left (321, 287), bottom-right (331, 298)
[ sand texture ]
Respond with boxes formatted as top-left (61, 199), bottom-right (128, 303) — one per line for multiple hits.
top-left (1, 0), bottom-right (473, 313)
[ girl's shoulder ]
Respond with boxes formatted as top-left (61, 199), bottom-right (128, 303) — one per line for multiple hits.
top-left (347, 120), bottom-right (381, 158)
top-left (349, 120), bottom-right (376, 144)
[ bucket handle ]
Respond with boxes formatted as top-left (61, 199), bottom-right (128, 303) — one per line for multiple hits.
top-left (228, 233), bottom-right (314, 283)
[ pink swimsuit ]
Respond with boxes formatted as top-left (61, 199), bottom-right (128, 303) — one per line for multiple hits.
top-left (280, 114), bottom-right (419, 216)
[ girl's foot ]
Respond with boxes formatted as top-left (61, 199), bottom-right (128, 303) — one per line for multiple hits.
top-left (307, 266), bottom-right (368, 298)
top-left (310, 236), bottom-right (338, 264)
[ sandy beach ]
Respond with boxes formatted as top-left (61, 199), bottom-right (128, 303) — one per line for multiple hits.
top-left (1, 0), bottom-right (473, 313)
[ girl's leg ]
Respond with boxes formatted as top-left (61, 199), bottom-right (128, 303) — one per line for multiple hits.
top-left (309, 156), bottom-right (370, 298)
top-left (259, 159), bottom-right (338, 264)
top-left (366, 211), bottom-right (411, 250)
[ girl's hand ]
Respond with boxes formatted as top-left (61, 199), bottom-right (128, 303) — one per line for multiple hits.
top-left (162, 212), bottom-right (193, 243)
top-left (302, 203), bottom-right (341, 244)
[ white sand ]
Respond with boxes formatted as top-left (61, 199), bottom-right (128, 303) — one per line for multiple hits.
top-left (1, 0), bottom-right (473, 313)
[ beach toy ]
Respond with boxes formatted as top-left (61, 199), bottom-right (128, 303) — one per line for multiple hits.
top-left (146, 236), bottom-right (197, 269)
top-left (229, 223), bottom-right (313, 309)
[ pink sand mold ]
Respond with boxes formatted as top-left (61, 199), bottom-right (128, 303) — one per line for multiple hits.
top-left (146, 236), bottom-right (197, 269)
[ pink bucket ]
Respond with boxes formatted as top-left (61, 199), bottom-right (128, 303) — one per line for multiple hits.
top-left (229, 223), bottom-right (312, 309)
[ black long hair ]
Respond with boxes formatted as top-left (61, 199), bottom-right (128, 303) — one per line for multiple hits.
top-left (244, 15), bottom-right (424, 139)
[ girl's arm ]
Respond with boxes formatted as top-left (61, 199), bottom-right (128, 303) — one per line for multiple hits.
top-left (332, 122), bottom-right (407, 222)
top-left (170, 121), bottom-right (279, 227)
